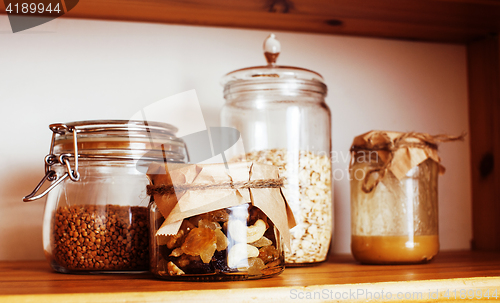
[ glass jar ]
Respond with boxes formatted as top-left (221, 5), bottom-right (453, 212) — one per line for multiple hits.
top-left (350, 131), bottom-right (440, 264)
top-left (147, 162), bottom-right (287, 281)
top-left (149, 204), bottom-right (284, 281)
top-left (24, 120), bottom-right (188, 273)
top-left (220, 34), bottom-right (332, 265)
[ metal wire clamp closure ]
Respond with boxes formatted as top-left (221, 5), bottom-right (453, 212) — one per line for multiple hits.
top-left (23, 124), bottom-right (80, 202)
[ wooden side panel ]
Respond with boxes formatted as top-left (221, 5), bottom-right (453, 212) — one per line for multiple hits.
top-left (467, 36), bottom-right (500, 250)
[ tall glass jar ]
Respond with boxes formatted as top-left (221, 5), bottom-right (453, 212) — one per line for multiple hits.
top-left (350, 131), bottom-right (440, 264)
top-left (24, 120), bottom-right (187, 273)
top-left (221, 34), bottom-right (332, 265)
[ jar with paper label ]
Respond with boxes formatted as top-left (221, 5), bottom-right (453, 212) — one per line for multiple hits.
top-left (221, 34), bottom-right (332, 266)
top-left (24, 120), bottom-right (188, 273)
top-left (147, 162), bottom-right (293, 281)
top-left (350, 131), bottom-right (463, 264)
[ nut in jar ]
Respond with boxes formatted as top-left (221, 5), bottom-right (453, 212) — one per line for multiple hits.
top-left (147, 162), bottom-right (295, 281)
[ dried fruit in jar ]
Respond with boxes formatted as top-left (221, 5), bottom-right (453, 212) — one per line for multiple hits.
top-left (211, 250), bottom-right (231, 273)
top-left (247, 257), bottom-right (266, 276)
top-left (191, 209), bottom-right (229, 226)
top-left (158, 230), bottom-right (185, 249)
top-left (258, 245), bottom-right (280, 264)
top-left (214, 228), bottom-right (228, 251)
top-left (204, 209), bottom-right (230, 222)
top-left (250, 236), bottom-right (273, 248)
top-left (169, 247), bottom-right (183, 257)
top-left (181, 227), bottom-right (217, 264)
top-left (154, 205), bottom-right (282, 278)
top-left (157, 219), bottom-right (194, 249)
top-left (167, 261), bottom-right (185, 276)
top-left (198, 219), bottom-right (221, 230)
top-left (175, 254), bottom-right (212, 274)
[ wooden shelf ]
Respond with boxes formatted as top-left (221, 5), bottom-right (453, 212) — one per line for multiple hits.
top-left (60, 0), bottom-right (500, 44)
top-left (1, 251), bottom-right (500, 302)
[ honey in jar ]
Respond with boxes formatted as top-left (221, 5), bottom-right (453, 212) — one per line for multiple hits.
top-left (349, 131), bottom-right (451, 264)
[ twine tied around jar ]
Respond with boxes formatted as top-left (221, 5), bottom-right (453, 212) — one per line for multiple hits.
top-left (350, 131), bottom-right (466, 194)
top-left (147, 178), bottom-right (284, 196)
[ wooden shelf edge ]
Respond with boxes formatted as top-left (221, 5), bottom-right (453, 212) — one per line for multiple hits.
top-left (2, 251), bottom-right (500, 302)
top-left (2, 276), bottom-right (499, 303)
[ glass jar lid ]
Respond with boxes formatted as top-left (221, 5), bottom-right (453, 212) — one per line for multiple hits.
top-left (221, 34), bottom-right (327, 96)
top-left (51, 120), bottom-right (187, 162)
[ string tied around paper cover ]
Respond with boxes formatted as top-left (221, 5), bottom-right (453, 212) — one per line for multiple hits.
top-left (147, 178), bottom-right (284, 196)
top-left (350, 132), bottom-right (466, 194)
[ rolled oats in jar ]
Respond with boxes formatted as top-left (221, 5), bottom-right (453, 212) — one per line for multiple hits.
top-left (147, 162), bottom-right (295, 281)
top-left (221, 34), bottom-right (333, 265)
top-left (24, 120), bottom-right (188, 273)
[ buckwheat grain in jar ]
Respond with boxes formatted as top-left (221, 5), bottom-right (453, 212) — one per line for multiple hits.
top-left (147, 162), bottom-right (295, 281)
top-left (349, 131), bottom-right (464, 264)
top-left (221, 34), bottom-right (332, 266)
top-left (24, 120), bottom-right (188, 273)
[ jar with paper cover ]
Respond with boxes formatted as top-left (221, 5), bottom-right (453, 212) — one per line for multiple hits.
top-left (221, 34), bottom-right (332, 266)
top-left (349, 131), bottom-right (464, 264)
top-left (23, 120), bottom-right (188, 273)
top-left (147, 162), bottom-right (295, 281)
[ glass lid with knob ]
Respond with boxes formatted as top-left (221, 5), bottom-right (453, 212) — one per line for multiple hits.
top-left (221, 34), bottom-right (327, 96)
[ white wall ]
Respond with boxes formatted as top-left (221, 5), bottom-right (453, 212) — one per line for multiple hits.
top-left (0, 15), bottom-right (471, 260)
